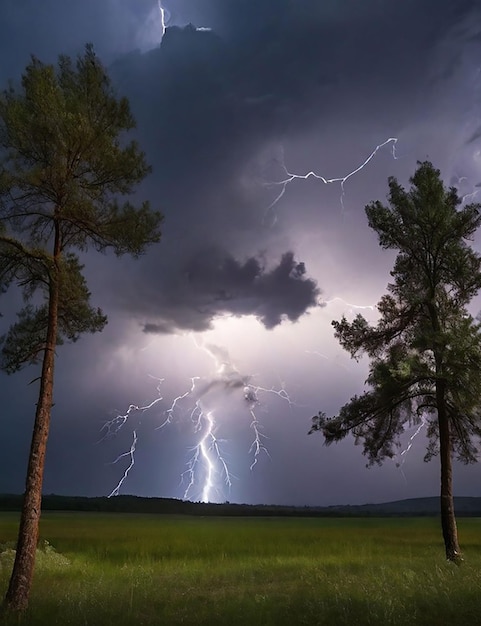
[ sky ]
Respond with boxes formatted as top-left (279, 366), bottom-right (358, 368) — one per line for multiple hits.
top-left (1, 0), bottom-right (481, 506)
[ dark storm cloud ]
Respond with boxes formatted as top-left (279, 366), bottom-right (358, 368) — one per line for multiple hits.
top-left (101, 0), bottom-right (481, 335)
top-left (141, 249), bottom-right (320, 333)
top-left (0, 0), bottom-right (162, 80)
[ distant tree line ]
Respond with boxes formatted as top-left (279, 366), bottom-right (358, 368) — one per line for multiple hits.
top-left (2, 494), bottom-right (481, 517)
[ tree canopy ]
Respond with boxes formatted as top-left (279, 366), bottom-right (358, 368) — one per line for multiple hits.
top-left (0, 44), bottom-right (162, 371)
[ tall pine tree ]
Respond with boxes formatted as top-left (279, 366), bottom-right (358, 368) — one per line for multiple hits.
top-left (310, 161), bottom-right (481, 562)
top-left (0, 45), bottom-right (162, 611)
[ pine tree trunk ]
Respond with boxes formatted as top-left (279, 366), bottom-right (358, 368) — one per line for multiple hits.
top-left (430, 300), bottom-right (462, 564)
top-left (437, 383), bottom-right (462, 563)
top-left (4, 247), bottom-right (60, 612)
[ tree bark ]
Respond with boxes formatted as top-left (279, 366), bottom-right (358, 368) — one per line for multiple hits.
top-left (4, 237), bottom-right (60, 612)
top-left (437, 381), bottom-right (462, 563)
top-left (429, 298), bottom-right (462, 564)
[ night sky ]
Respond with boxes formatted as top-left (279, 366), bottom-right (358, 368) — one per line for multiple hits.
top-left (1, 0), bottom-right (481, 506)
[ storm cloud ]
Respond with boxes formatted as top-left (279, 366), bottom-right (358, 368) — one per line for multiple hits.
top-left (141, 249), bottom-right (320, 333)
top-left (99, 0), bottom-right (481, 339)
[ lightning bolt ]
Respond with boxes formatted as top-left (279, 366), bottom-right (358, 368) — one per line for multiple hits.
top-left (243, 385), bottom-right (269, 471)
top-left (97, 376), bottom-right (164, 438)
top-left (265, 137), bottom-right (399, 217)
top-left (394, 415), bottom-right (427, 485)
top-left (164, 371), bottom-right (233, 502)
top-left (101, 377), bottom-right (163, 498)
top-left (398, 416), bottom-right (427, 464)
top-left (100, 376), bottom-right (164, 441)
top-left (191, 338), bottom-right (295, 483)
top-left (155, 377), bottom-right (198, 431)
top-left (181, 409), bottom-right (231, 502)
top-left (321, 297), bottom-right (375, 312)
top-left (158, 0), bottom-right (166, 38)
top-left (108, 430), bottom-right (138, 497)
top-left (182, 337), bottom-right (293, 502)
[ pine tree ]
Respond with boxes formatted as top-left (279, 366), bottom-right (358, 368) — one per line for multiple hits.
top-left (0, 44), bottom-right (162, 611)
top-left (310, 161), bottom-right (481, 562)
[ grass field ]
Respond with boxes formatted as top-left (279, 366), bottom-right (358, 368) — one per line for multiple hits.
top-left (1, 513), bottom-right (480, 625)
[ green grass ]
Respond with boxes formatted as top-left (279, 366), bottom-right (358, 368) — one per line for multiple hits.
top-left (1, 513), bottom-right (481, 625)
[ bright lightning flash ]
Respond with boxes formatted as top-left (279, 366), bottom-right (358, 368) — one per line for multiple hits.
top-left (265, 137), bottom-right (399, 216)
top-left (158, 1), bottom-right (166, 38)
top-left (102, 336), bottom-right (294, 503)
top-left (181, 410), bottom-right (229, 503)
top-left (175, 338), bottom-right (294, 502)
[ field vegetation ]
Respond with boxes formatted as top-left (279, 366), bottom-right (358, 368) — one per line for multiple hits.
top-left (1, 512), bottom-right (480, 625)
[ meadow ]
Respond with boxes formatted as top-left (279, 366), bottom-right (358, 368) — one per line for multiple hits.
top-left (1, 512), bottom-right (480, 625)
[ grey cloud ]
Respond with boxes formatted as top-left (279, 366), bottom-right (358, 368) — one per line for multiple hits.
top-left (140, 249), bottom-right (320, 333)
top-left (0, 0), bottom-right (163, 76)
